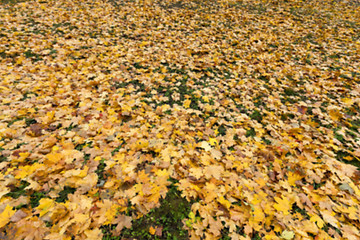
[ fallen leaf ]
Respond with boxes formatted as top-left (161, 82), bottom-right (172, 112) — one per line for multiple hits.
top-left (0, 205), bottom-right (16, 228)
top-left (149, 226), bottom-right (156, 235)
top-left (199, 141), bottom-right (212, 151)
top-left (281, 230), bottom-right (295, 240)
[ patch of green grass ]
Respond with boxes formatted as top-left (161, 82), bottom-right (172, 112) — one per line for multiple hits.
top-left (55, 186), bottom-right (76, 203)
top-left (30, 191), bottom-right (48, 208)
top-left (253, 94), bottom-right (266, 107)
top-left (7, 117), bottom-right (36, 127)
top-left (65, 122), bottom-right (78, 131)
top-left (96, 158), bottom-right (108, 184)
top-left (82, 154), bottom-right (90, 167)
top-left (281, 113), bottom-right (295, 121)
top-left (7, 117), bottom-right (25, 127)
top-left (25, 118), bottom-right (37, 127)
top-left (6, 180), bottom-right (29, 199)
top-left (0, 51), bottom-right (8, 58)
top-left (280, 114), bottom-right (287, 121)
top-left (346, 130), bottom-right (357, 139)
top-left (336, 150), bottom-right (360, 170)
top-left (75, 141), bottom-right (93, 151)
top-left (349, 119), bottom-right (360, 131)
top-left (327, 93), bottom-right (337, 100)
top-left (75, 143), bottom-right (87, 151)
top-left (11, 143), bottom-right (27, 151)
top-left (262, 137), bottom-right (271, 145)
top-left (250, 110), bottom-right (263, 122)
top-left (164, 109), bottom-right (172, 115)
top-left (0, 0), bottom-right (26, 4)
top-left (21, 91), bottom-right (38, 101)
top-left (334, 132), bottom-right (345, 144)
top-left (280, 96), bottom-right (298, 104)
top-left (284, 87), bottom-right (297, 96)
top-left (217, 124), bottom-right (227, 136)
top-left (251, 233), bottom-right (262, 240)
top-left (291, 203), bottom-right (309, 219)
top-left (333, 128), bottom-right (348, 144)
top-left (220, 224), bottom-right (252, 239)
top-left (133, 62), bottom-right (149, 70)
top-left (0, 154), bottom-right (7, 163)
top-left (246, 127), bottom-right (256, 138)
top-left (23, 49), bottom-right (42, 62)
top-left (113, 79), bottom-right (146, 92)
top-left (312, 181), bottom-right (326, 190)
top-left (102, 178), bottom-right (193, 240)
top-left (14, 203), bottom-right (27, 210)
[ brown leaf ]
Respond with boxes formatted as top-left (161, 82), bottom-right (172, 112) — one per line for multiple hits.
top-left (10, 210), bottom-right (27, 222)
top-left (297, 106), bottom-right (307, 114)
top-left (268, 171), bottom-right (277, 182)
top-left (155, 226), bottom-right (163, 237)
top-left (12, 150), bottom-right (26, 158)
top-left (119, 65), bottom-right (127, 71)
top-left (113, 215), bottom-right (132, 236)
top-left (84, 114), bottom-right (93, 123)
top-left (28, 124), bottom-right (43, 137)
top-left (353, 149), bottom-right (360, 157)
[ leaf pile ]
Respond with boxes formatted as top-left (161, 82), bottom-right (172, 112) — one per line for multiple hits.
top-left (0, 0), bottom-right (360, 239)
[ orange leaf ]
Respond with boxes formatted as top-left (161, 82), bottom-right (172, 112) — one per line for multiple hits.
top-left (149, 226), bottom-right (156, 235)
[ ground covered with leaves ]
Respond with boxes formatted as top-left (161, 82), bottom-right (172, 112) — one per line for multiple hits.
top-left (0, 0), bottom-right (360, 239)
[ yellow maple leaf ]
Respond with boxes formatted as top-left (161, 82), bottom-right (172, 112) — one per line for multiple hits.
top-left (156, 169), bottom-right (169, 178)
top-left (104, 204), bottom-right (119, 225)
top-left (208, 137), bottom-right (218, 146)
top-left (135, 139), bottom-right (149, 150)
top-left (183, 99), bottom-right (191, 108)
top-left (287, 172), bottom-right (303, 186)
top-left (274, 196), bottom-right (291, 215)
top-left (0, 205), bottom-right (16, 228)
top-left (347, 206), bottom-right (358, 220)
top-left (36, 198), bottom-right (55, 217)
top-left (253, 207), bottom-right (265, 223)
top-left (14, 164), bottom-right (35, 179)
top-left (17, 152), bottom-right (30, 162)
top-left (45, 152), bottom-right (63, 165)
top-left (217, 196), bottom-right (231, 209)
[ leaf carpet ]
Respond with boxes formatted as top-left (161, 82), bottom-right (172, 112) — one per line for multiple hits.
top-left (0, 0), bottom-right (360, 239)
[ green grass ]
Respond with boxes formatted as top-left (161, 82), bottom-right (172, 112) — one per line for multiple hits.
top-left (6, 181), bottom-right (30, 203)
top-left (55, 186), bottom-right (76, 203)
top-left (102, 179), bottom-right (194, 240)
top-left (0, 0), bottom-right (26, 4)
top-left (246, 127), bottom-right (256, 138)
top-left (336, 150), bottom-right (360, 169)
top-left (30, 191), bottom-right (49, 208)
top-left (250, 110), bottom-right (263, 122)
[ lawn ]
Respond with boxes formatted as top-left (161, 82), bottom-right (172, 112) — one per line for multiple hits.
top-left (0, 0), bottom-right (360, 239)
